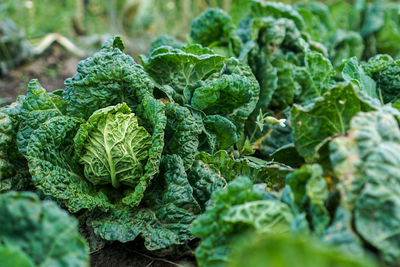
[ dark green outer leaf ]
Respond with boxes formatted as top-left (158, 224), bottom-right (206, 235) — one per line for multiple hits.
top-left (63, 40), bottom-right (154, 119)
top-left (192, 176), bottom-right (265, 267)
top-left (90, 155), bottom-right (201, 251)
top-left (342, 57), bottom-right (377, 99)
top-left (190, 8), bottom-right (242, 57)
top-left (0, 97), bottom-right (24, 180)
top-left (330, 111), bottom-right (400, 265)
top-left (321, 207), bottom-right (365, 256)
top-left (292, 82), bottom-right (375, 161)
top-left (223, 200), bottom-right (293, 233)
top-left (192, 176), bottom-right (293, 267)
top-left (203, 115), bottom-right (238, 151)
top-left (190, 8), bottom-right (234, 46)
top-left (295, 52), bottom-right (335, 104)
top-left (17, 79), bottom-right (65, 155)
top-left (0, 191), bottom-right (89, 267)
top-left (26, 116), bottom-right (111, 213)
top-left (187, 160), bottom-right (227, 209)
top-left (249, 0), bottom-right (305, 30)
top-left (0, 96), bottom-right (31, 192)
top-left (164, 103), bottom-right (201, 170)
top-left (286, 164), bottom-right (330, 235)
top-left (121, 95), bottom-right (167, 207)
top-left (196, 150), bottom-right (292, 186)
top-left (141, 44), bottom-right (226, 104)
top-left (363, 55), bottom-right (400, 104)
top-left (327, 30), bottom-right (364, 67)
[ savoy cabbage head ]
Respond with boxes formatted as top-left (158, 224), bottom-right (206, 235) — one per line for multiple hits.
top-left (141, 43), bottom-right (259, 152)
top-left (75, 103), bottom-right (152, 189)
top-left (189, 8), bottom-right (242, 57)
top-left (63, 37), bottom-right (155, 120)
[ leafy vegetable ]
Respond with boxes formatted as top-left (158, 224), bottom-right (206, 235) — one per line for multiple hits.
top-left (75, 103), bottom-right (152, 189)
top-left (229, 232), bottom-right (377, 267)
top-left (17, 79), bottom-right (66, 155)
top-left (4, 2), bottom-right (400, 265)
top-left (330, 111), bottom-right (400, 265)
top-left (141, 44), bottom-right (226, 105)
top-left (142, 44), bottom-right (259, 151)
top-left (286, 164), bottom-right (329, 235)
top-left (192, 176), bottom-right (294, 266)
top-left (90, 154), bottom-right (204, 251)
top-left (190, 8), bottom-right (242, 57)
top-left (164, 103), bottom-right (202, 170)
top-left (196, 150), bottom-right (292, 185)
top-left (292, 82), bottom-right (374, 161)
top-left (321, 207), bottom-right (365, 255)
top-left (63, 37), bottom-right (154, 119)
top-left (0, 191), bottom-right (89, 267)
top-left (0, 96), bottom-right (31, 192)
top-left (342, 57), bottom-right (377, 99)
top-left (363, 55), bottom-right (400, 104)
top-left (26, 115), bottom-right (111, 213)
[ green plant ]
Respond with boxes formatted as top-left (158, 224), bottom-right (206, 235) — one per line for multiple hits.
top-left (2, 1), bottom-right (400, 266)
top-left (0, 191), bottom-right (89, 267)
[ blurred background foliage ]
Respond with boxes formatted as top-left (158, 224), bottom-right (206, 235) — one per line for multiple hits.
top-left (0, 0), bottom-right (390, 57)
top-left (0, 0), bottom-right (234, 43)
top-left (0, 0), bottom-right (237, 99)
top-left (0, 0), bottom-right (398, 101)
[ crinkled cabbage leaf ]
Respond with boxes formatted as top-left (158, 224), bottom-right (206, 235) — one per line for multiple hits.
top-left (196, 150), bottom-right (292, 186)
top-left (292, 83), bottom-right (375, 161)
top-left (17, 79), bottom-right (66, 155)
top-left (190, 8), bottom-right (242, 57)
top-left (74, 103), bottom-right (152, 189)
top-left (142, 44), bottom-right (259, 151)
top-left (0, 191), bottom-right (89, 267)
top-left (26, 115), bottom-right (111, 213)
top-left (89, 154), bottom-right (223, 251)
top-left (229, 232), bottom-right (377, 267)
top-left (63, 37), bottom-right (154, 119)
top-left (330, 111), bottom-right (400, 265)
top-left (192, 176), bottom-right (293, 267)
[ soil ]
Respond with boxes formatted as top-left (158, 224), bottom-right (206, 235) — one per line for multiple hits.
top-left (0, 44), bottom-right (80, 104)
top-left (0, 37), bottom-right (151, 105)
top-left (90, 242), bottom-right (197, 267)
